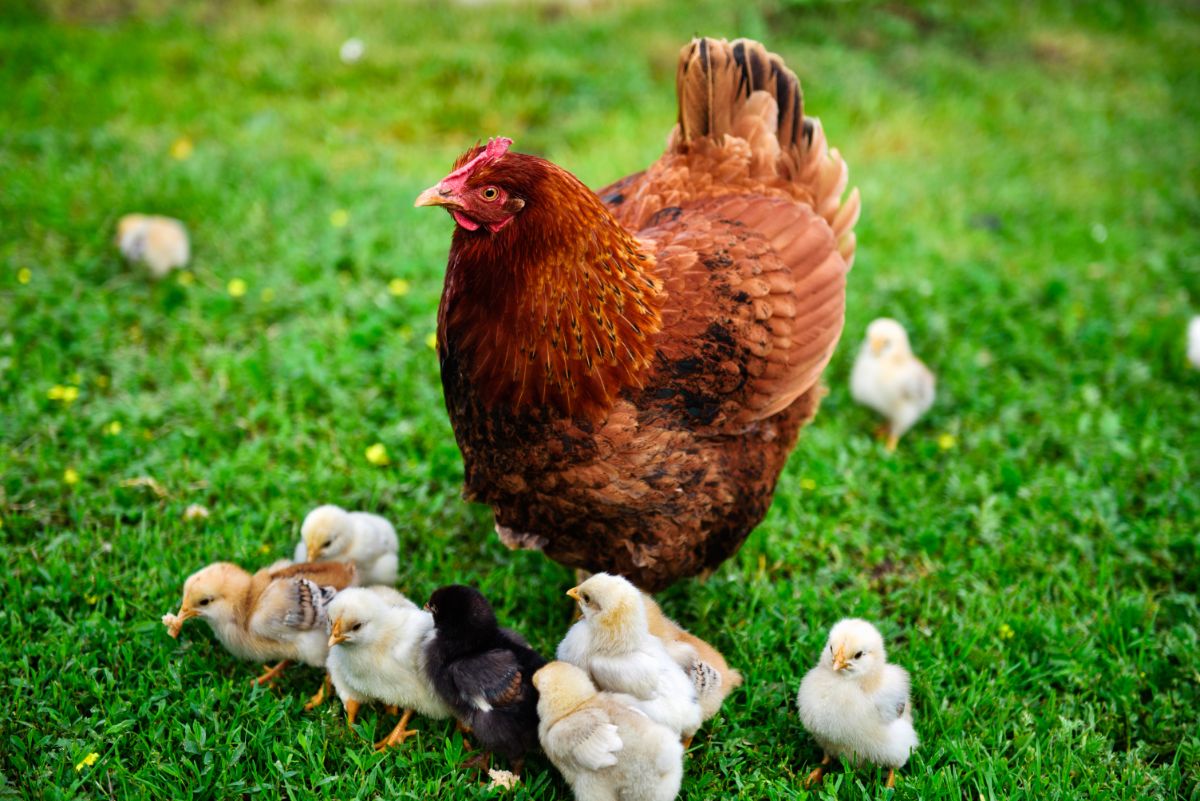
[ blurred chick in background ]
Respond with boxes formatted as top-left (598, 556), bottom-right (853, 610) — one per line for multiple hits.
top-left (423, 585), bottom-right (547, 774)
top-left (558, 574), bottom-right (702, 743)
top-left (535, 661), bottom-right (684, 801)
top-left (796, 618), bottom-right (918, 789)
top-left (850, 318), bottom-right (936, 452)
top-left (643, 596), bottom-right (742, 727)
top-left (116, 214), bottom-right (189, 278)
top-left (162, 560), bottom-right (355, 708)
top-left (1188, 316), bottom-right (1200, 369)
top-left (300, 505), bottom-right (399, 586)
top-left (325, 587), bottom-right (452, 748)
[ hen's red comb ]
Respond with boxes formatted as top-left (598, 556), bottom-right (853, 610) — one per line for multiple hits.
top-left (441, 137), bottom-right (513, 191)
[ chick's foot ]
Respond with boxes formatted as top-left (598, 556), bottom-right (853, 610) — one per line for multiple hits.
top-left (252, 660), bottom-right (292, 686)
top-left (374, 709), bottom-right (418, 750)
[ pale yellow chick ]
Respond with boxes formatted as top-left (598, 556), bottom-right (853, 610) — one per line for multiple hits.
top-left (162, 560), bottom-right (355, 708)
top-left (643, 595), bottom-right (743, 724)
top-left (534, 661), bottom-right (684, 801)
top-left (300, 505), bottom-right (399, 586)
top-left (849, 318), bottom-right (936, 451)
top-left (116, 214), bottom-right (190, 278)
top-left (796, 618), bottom-right (918, 789)
top-left (325, 586), bottom-right (452, 749)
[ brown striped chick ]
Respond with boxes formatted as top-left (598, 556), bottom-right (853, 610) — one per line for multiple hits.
top-left (162, 560), bottom-right (355, 708)
top-left (535, 661), bottom-right (684, 801)
top-left (116, 214), bottom-right (190, 279)
top-left (325, 586), bottom-right (453, 749)
top-left (643, 595), bottom-right (743, 728)
top-left (850, 318), bottom-right (936, 452)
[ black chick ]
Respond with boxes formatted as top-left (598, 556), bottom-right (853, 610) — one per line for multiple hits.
top-left (423, 585), bottom-right (547, 773)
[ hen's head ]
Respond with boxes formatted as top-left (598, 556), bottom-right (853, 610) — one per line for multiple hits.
top-left (820, 618), bottom-right (887, 679)
top-left (415, 138), bottom-right (528, 234)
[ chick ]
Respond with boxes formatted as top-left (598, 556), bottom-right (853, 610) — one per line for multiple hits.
top-left (300, 505), bottom-right (399, 586)
top-left (796, 618), bottom-right (918, 789)
top-left (115, 214), bottom-right (190, 278)
top-left (849, 318), bottom-right (936, 452)
top-left (162, 560), bottom-right (355, 708)
top-left (325, 586), bottom-right (452, 749)
top-left (643, 595), bottom-right (743, 725)
top-left (423, 585), bottom-right (547, 773)
top-left (1188, 316), bottom-right (1200, 369)
top-left (557, 574), bottom-right (702, 742)
top-left (534, 661), bottom-right (684, 801)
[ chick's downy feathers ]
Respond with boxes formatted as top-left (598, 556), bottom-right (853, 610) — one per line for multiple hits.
top-left (850, 318), bottom-right (935, 451)
top-left (300, 505), bottom-right (399, 586)
top-left (417, 37), bottom-right (858, 590)
top-left (535, 661), bottom-right (684, 801)
top-left (116, 214), bottom-right (190, 278)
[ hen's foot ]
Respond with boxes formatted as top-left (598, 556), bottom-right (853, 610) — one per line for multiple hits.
top-left (252, 660), bottom-right (291, 686)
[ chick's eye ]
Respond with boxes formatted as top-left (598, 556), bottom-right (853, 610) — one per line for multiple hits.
top-left (481, 186), bottom-right (499, 201)
top-left (352, 623), bottom-right (362, 631)
top-left (581, 592), bottom-right (591, 604)
top-left (199, 598), bottom-right (211, 607)
top-left (854, 651), bottom-right (863, 659)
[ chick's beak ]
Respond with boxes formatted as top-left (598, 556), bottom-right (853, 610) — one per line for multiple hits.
top-left (328, 618), bottom-right (347, 648)
top-left (565, 587), bottom-right (582, 602)
top-left (414, 183), bottom-right (456, 209)
top-left (168, 606), bottom-right (199, 638)
top-left (869, 335), bottom-right (886, 356)
top-left (831, 645), bottom-right (849, 672)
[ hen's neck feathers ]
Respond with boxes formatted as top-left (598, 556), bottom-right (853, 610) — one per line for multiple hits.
top-left (439, 155), bottom-right (665, 420)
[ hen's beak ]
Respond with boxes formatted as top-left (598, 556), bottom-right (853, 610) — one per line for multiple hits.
top-left (831, 645), bottom-right (849, 672)
top-left (566, 587), bottom-right (582, 602)
top-left (869, 335), bottom-right (886, 356)
top-left (328, 618), bottom-right (347, 648)
top-left (414, 183), bottom-right (455, 209)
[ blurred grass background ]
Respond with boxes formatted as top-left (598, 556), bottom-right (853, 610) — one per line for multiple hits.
top-left (1, 0), bottom-right (1198, 798)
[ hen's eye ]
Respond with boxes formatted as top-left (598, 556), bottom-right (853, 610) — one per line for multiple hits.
top-left (854, 651), bottom-right (863, 659)
top-left (481, 186), bottom-right (499, 201)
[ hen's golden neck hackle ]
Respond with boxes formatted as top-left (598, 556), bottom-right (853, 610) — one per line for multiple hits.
top-left (436, 151), bottom-right (665, 420)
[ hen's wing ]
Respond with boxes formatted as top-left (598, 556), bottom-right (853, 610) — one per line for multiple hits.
top-left (544, 707), bottom-right (622, 771)
top-left (448, 649), bottom-right (525, 712)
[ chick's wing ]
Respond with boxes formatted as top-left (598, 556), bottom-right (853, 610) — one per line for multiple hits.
top-left (250, 577), bottom-right (337, 640)
top-left (449, 649), bottom-right (525, 711)
top-left (545, 707), bottom-right (622, 771)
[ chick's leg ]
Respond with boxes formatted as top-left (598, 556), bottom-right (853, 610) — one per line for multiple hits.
top-left (384, 704), bottom-right (399, 715)
top-left (804, 754), bottom-right (831, 788)
top-left (886, 768), bottom-right (897, 789)
top-left (885, 432), bottom-right (900, 453)
top-left (374, 709), bottom-right (418, 751)
top-left (303, 672), bottom-right (332, 710)
top-left (252, 660), bottom-right (292, 685)
top-left (344, 698), bottom-right (361, 729)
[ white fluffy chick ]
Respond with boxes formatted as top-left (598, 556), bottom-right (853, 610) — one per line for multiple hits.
top-left (300, 505), bottom-right (399, 586)
top-left (643, 595), bottom-right (743, 725)
top-left (162, 560), bottom-right (356, 708)
top-left (1188, 316), bottom-right (1200, 369)
top-left (850, 318), bottom-right (936, 452)
top-left (534, 661), bottom-right (684, 801)
top-left (325, 586), bottom-right (452, 749)
top-left (796, 618), bottom-right (918, 789)
top-left (557, 573), bottom-right (702, 741)
top-left (116, 214), bottom-right (190, 278)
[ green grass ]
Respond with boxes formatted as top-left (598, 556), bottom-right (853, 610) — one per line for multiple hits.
top-left (2, 0), bottom-right (1199, 798)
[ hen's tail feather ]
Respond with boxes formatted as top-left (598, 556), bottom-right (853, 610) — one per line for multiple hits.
top-left (674, 37), bottom-right (860, 267)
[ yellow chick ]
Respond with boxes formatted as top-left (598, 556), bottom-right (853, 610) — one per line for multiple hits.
top-left (558, 574), bottom-right (702, 741)
top-left (300, 505), bottom-right (399, 586)
top-left (849, 318), bottom-right (936, 451)
top-left (643, 595), bottom-right (743, 726)
top-left (534, 661), bottom-right (684, 801)
top-left (796, 619), bottom-right (918, 789)
top-left (325, 586), bottom-right (452, 749)
top-left (115, 214), bottom-right (190, 279)
top-left (162, 560), bottom-right (356, 708)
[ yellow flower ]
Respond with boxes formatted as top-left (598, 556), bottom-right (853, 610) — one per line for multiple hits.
top-left (937, 433), bottom-right (957, 451)
top-left (258, 543), bottom-right (271, 555)
top-left (425, 332), bottom-right (438, 350)
top-left (84, 594), bottom-right (99, 605)
top-left (170, 137), bottom-right (194, 160)
top-left (227, 278), bottom-right (247, 298)
top-left (177, 270), bottom-right (195, 286)
top-left (69, 372), bottom-right (82, 385)
top-left (63, 468), bottom-right (80, 485)
top-left (95, 375), bottom-right (110, 389)
top-left (365, 443), bottom-right (390, 466)
top-left (141, 429), bottom-right (154, 441)
top-left (62, 386), bottom-right (79, 403)
top-left (998, 623), bottom-right (1014, 640)
top-left (799, 478), bottom-right (817, 491)
top-left (330, 209), bottom-right (350, 228)
top-left (260, 288), bottom-right (275, 302)
top-left (74, 752), bottom-right (100, 771)
top-left (48, 385), bottom-right (65, 400)
top-left (388, 278), bottom-right (410, 297)
top-left (103, 421), bottom-right (122, 436)
top-left (17, 267), bottom-right (32, 284)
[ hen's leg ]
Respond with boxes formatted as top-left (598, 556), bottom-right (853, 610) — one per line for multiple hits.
top-left (804, 754), bottom-right (831, 788)
top-left (344, 699), bottom-right (361, 729)
top-left (252, 660), bottom-right (291, 685)
top-left (374, 709), bottom-right (418, 750)
top-left (303, 673), bottom-right (332, 710)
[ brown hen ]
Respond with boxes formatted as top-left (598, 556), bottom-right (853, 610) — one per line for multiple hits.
top-left (415, 37), bottom-right (859, 590)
